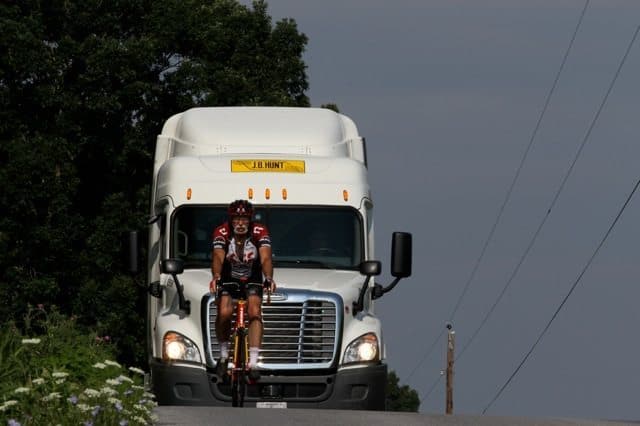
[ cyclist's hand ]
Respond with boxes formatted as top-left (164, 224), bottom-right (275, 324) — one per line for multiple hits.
top-left (264, 278), bottom-right (276, 293)
top-left (209, 278), bottom-right (220, 294)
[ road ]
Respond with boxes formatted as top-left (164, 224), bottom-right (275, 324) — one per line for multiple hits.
top-left (154, 406), bottom-right (637, 426)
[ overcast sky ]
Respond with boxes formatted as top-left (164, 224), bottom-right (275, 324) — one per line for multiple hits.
top-left (244, 0), bottom-right (640, 419)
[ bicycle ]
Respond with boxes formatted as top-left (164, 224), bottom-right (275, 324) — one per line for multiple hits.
top-left (216, 279), bottom-right (271, 407)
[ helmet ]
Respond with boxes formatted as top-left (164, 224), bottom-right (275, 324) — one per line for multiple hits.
top-left (228, 199), bottom-right (253, 218)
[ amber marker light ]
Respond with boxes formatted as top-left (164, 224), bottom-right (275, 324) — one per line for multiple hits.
top-left (343, 190), bottom-right (349, 202)
top-left (187, 188), bottom-right (192, 200)
top-left (265, 188), bottom-right (271, 200)
top-left (282, 188), bottom-right (288, 200)
top-left (248, 188), bottom-right (254, 200)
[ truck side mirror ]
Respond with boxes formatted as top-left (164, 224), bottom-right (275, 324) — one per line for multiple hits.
top-left (160, 258), bottom-right (189, 314)
top-left (367, 232), bottom-right (413, 305)
top-left (161, 258), bottom-right (185, 275)
top-left (391, 232), bottom-right (412, 278)
top-left (359, 260), bottom-right (381, 276)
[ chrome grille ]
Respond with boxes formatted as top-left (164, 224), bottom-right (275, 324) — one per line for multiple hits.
top-left (206, 290), bottom-right (341, 369)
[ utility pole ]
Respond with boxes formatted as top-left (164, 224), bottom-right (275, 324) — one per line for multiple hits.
top-left (445, 323), bottom-right (455, 415)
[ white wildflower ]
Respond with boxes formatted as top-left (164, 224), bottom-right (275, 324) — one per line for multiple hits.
top-left (0, 400), bottom-right (19, 411)
top-left (32, 378), bottom-right (46, 385)
top-left (106, 378), bottom-right (121, 386)
top-left (131, 385), bottom-right (145, 390)
top-left (77, 403), bottom-right (91, 412)
top-left (14, 387), bottom-right (30, 394)
top-left (128, 367), bottom-right (146, 376)
top-left (42, 392), bottom-right (61, 402)
top-left (150, 413), bottom-right (160, 422)
top-left (142, 392), bottom-right (155, 400)
top-left (83, 388), bottom-right (100, 398)
top-left (133, 416), bottom-right (147, 424)
top-left (108, 397), bottom-right (122, 405)
top-left (93, 362), bottom-right (107, 369)
top-left (100, 387), bottom-right (118, 396)
top-left (52, 372), bottom-right (69, 378)
top-left (117, 375), bottom-right (134, 384)
top-left (133, 404), bottom-right (149, 413)
top-left (104, 359), bottom-right (122, 368)
top-left (55, 379), bottom-right (66, 384)
top-left (21, 338), bottom-right (41, 344)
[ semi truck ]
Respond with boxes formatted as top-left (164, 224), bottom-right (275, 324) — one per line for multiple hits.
top-left (130, 107), bottom-right (412, 409)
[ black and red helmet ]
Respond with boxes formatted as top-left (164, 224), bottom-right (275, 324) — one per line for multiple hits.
top-left (228, 199), bottom-right (253, 218)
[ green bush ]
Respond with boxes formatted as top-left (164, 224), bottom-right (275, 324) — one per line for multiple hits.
top-left (0, 306), bottom-right (156, 425)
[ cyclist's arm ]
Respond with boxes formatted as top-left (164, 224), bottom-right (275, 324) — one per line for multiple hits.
top-left (210, 247), bottom-right (225, 293)
top-left (259, 245), bottom-right (276, 291)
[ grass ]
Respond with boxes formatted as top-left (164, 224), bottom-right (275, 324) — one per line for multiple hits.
top-left (0, 306), bottom-right (157, 425)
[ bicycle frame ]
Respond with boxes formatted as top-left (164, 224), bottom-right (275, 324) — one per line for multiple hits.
top-left (218, 280), bottom-right (267, 407)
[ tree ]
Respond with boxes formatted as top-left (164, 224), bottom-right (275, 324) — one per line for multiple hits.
top-left (386, 370), bottom-right (421, 412)
top-left (321, 103), bottom-right (340, 113)
top-left (0, 0), bottom-right (309, 365)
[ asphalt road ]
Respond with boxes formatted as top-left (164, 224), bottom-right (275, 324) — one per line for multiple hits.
top-left (154, 406), bottom-right (637, 426)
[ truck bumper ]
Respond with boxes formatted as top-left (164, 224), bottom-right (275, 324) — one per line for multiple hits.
top-left (150, 359), bottom-right (387, 410)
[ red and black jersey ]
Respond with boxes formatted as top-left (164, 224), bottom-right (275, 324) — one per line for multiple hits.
top-left (212, 222), bottom-right (271, 283)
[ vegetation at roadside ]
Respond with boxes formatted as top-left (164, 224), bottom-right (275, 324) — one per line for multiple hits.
top-left (386, 370), bottom-right (420, 412)
top-left (0, 306), bottom-right (155, 425)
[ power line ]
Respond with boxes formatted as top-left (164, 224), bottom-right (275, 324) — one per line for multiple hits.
top-left (447, 0), bottom-right (592, 323)
top-left (414, 9), bottom-right (638, 411)
top-left (405, 327), bottom-right (445, 384)
top-left (406, 0), bottom-right (591, 395)
top-left (422, 369), bottom-right (445, 405)
top-left (483, 178), bottom-right (640, 413)
top-left (456, 22), bottom-right (640, 364)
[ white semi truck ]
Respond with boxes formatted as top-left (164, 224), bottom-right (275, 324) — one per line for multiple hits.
top-left (130, 107), bottom-right (412, 409)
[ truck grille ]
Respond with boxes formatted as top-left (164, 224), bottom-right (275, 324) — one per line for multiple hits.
top-left (206, 290), bottom-right (341, 369)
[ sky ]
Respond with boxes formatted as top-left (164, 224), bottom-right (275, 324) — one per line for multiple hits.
top-left (242, 0), bottom-right (640, 419)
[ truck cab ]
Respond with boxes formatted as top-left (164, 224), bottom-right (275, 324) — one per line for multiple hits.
top-left (137, 107), bottom-right (411, 409)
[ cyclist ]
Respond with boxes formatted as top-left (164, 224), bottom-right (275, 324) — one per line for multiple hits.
top-left (210, 200), bottom-right (276, 380)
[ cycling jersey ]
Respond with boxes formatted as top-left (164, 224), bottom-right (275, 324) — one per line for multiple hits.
top-left (212, 222), bottom-right (271, 283)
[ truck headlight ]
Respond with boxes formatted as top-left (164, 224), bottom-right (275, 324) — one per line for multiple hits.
top-left (343, 333), bottom-right (379, 365)
top-left (162, 332), bottom-right (201, 363)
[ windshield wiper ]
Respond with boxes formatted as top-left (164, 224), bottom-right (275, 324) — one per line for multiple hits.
top-left (274, 259), bottom-right (333, 269)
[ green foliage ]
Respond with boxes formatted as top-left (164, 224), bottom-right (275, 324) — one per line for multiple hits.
top-left (386, 370), bottom-right (420, 412)
top-left (0, 0), bottom-right (309, 366)
top-left (0, 306), bottom-right (116, 394)
top-left (0, 306), bottom-right (155, 425)
top-left (320, 103), bottom-right (340, 113)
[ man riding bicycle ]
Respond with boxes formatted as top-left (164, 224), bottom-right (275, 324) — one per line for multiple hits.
top-left (210, 199), bottom-right (276, 381)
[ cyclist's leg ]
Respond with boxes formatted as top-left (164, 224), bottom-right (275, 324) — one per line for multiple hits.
top-left (247, 289), bottom-right (263, 379)
top-left (247, 293), bottom-right (263, 349)
top-left (216, 293), bottom-right (234, 377)
top-left (216, 293), bottom-right (234, 346)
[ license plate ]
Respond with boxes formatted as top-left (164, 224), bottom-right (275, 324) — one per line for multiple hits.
top-left (256, 401), bottom-right (287, 409)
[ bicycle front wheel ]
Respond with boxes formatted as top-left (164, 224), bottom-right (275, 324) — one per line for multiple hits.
top-left (231, 332), bottom-right (247, 407)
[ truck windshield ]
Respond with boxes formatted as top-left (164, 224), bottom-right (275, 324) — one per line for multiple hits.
top-left (171, 206), bottom-right (363, 270)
